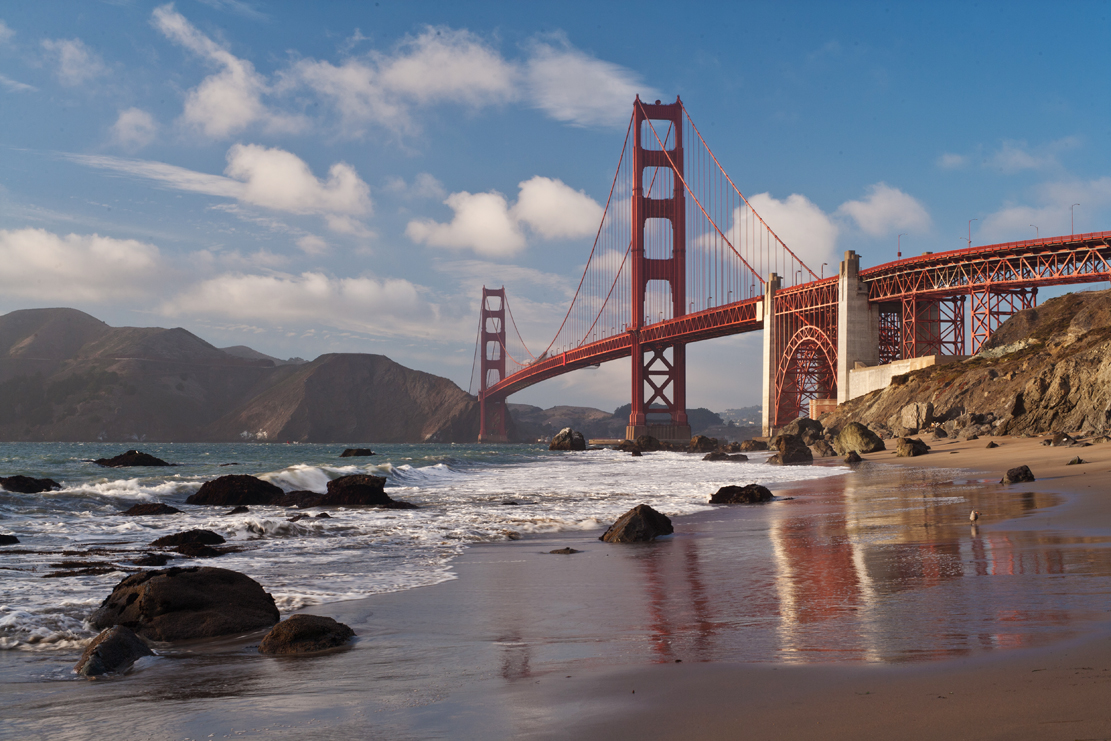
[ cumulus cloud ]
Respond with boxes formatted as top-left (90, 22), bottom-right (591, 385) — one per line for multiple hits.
top-left (296, 235), bottom-right (328, 255)
top-left (66, 145), bottom-right (371, 231)
top-left (0, 229), bottom-right (163, 302)
top-left (979, 176), bottom-right (1111, 241)
top-left (406, 176), bottom-right (604, 257)
top-left (987, 137), bottom-right (1080, 174)
top-left (837, 183), bottom-right (931, 237)
top-left (526, 38), bottom-right (657, 128)
top-left (41, 38), bottom-right (106, 86)
top-left (735, 193), bottom-right (840, 273)
top-left (0, 73), bottom-right (35, 93)
top-left (385, 172), bottom-right (447, 200)
top-left (111, 108), bottom-right (158, 150)
top-left (152, 3), bottom-right (302, 138)
top-left (162, 271), bottom-right (440, 338)
top-left (286, 26), bottom-right (517, 137)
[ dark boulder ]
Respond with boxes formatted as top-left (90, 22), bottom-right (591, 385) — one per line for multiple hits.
top-left (175, 543), bottom-right (224, 558)
top-left (550, 427), bottom-right (587, 451)
top-left (89, 566), bottom-right (280, 642)
top-left (985, 440), bottom-right (999, 449)
top-left (614, 439), bottom-right (642, 453)
top-left (1001, 465), bottom-right (1036, 484)
top-left (809, 440), bottom-right (836, 458)
top-left (186, 475), bottom-right (285, 506)
top-left (276, 490), bottom-right (322, 508)
top-left (689, 435), bottom-right (719, 453)
top-left (767, 434), bottom-right (813, 465)
top-left (121, 503), bottom-right (182, 516)
top-left (0, 475), bottom-right (62, 493)
top-left (630, 449), bottom-right (642, 457)
top-left (844, 450), bottom-right (863, 464)
top-left (834, 422), bottom-right (886, 455)
top-left (223, 506), bottom-right (250, 515)
top-left (340, 448), bottom-right (375, 457)
top-left (95, 450), bottom-right (172, 467)
top-left (0, 534), bottom-right (19, 545)
top-left (1066, 456), bottom-right (1085, 465)
top-left (635, 435), bottom-right (662, 452)
top-left (131, 553), bottom-right (170, 567)
top-left (1044, 433), bottom-right (1076, 447)
top-left (150, 529), bottom-right (226, 548)
top-left (895, 437), bottom-right (931, 457)
top-left (931, 427), bottom-right (949, 439)
top-left (549, 547), bottom-right (582, 554)
top-left (783, 417), bottom-right (824, 445)
top-left (599, 504), bottom-right (674, 543)
top-left (709, 484), bottom-right (773, 504)
top-left (739, 439), bottom-right (769, 452)
top-left (702, 451), bottom-right (748, 462)
top-left (258, 614), bottom-right (355, 655)
top-left (74, 625), bottom-right (154, 677)
top-left (323, 474), bottom-right (391, 505)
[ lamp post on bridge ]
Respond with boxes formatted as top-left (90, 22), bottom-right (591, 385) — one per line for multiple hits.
top-left (1071, 204), bottom-right (1080, 235)
top-left (1030, 224), bottom-right (1038, 238)
top-left (968, 219), bottom-right (978, 249)
top-left (897, 233), bottom-right (906, 259)
top-left (821, 263), bottom-right (827, 278)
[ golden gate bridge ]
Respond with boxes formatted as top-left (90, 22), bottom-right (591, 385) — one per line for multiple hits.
top-left (471, 96), bottom-right (1111, 442)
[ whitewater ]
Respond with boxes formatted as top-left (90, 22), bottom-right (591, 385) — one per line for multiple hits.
top-left (0, 442), bottom-right (845, 651)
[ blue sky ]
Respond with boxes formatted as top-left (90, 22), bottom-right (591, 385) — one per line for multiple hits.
top-left (1, 1), bottom-right (1109, 412)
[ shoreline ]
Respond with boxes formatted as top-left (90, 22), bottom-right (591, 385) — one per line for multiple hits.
top-left (6, 434), bottom-right (1111, 739)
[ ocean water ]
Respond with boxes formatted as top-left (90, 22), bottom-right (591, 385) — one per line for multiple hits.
top-left (0, 442), bottom-right (843, 651)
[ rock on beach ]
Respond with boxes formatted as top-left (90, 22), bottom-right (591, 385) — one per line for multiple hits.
top-left (121, 503), bottom-right (182, 516)
top-left (1001, 465), bottom-right (1036, 484)
top-left (186, 475), bottom-right (285, 506)
top-left (258, 614), bottom-right (355, 655)
top-left (710, 484), bottom-right (773, 504)
top-left (94, 450), bottom-right (173, 467)
top-left (550, 427), bottom-right (586, 451)
top-left (0, 475), bottom-right (62, 493)
top-left (599, 504), bottom-right (673, 543)
top-left (74, 625), bottom-right (154, 677)
top-left (90, 566), bottom-right (280, 642)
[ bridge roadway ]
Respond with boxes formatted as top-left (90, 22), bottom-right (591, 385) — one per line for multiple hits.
top-left (484, 230), bottom-right (1111, 423)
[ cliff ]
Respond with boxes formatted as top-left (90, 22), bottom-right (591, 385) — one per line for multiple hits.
top-left (0, 308), bottom-right (480, 443)
top-left (820, 288), bottom-right (1111, 438)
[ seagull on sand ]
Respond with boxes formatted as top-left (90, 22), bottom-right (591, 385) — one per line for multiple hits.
top-left (970, 510), bottom-right (981, 523)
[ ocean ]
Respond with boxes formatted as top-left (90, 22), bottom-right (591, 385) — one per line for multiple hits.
top-left (0, 442), bottom-right (842, 653)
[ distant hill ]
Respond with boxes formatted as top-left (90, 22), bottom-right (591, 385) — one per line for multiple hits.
top-left (0, 308), bottom-right (480, 443)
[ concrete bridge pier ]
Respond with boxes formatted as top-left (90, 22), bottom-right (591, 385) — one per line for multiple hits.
top-left (836, 250), bottom-right (879, 404)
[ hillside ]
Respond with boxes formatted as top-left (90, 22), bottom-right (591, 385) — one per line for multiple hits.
top-left (0, 308), bottom-right (480, 443)
top-left (821, 288), bottom-right (1111, 438)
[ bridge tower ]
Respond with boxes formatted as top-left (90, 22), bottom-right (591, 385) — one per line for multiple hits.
top-left (478, 286), bottom-right (508, 443)
top-left (626, 97), bottom-right (692, 443)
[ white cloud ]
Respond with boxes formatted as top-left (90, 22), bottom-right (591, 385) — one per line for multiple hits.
top-left (41, 38), bottom-right (107, 86)
top-left (737, 193), bottom-right (839, 272)
top-left (385, 172), bottom-right (447, 200)
top-left (162, 271), bottom-right (441, 338)
top-left (979, 176), bottom-right (1111, 241)
top-left (526, 38), bottom-right (657, 128)
top-left (987, 137), bottom-right (1080, 174)
top-left (224, 143), bottom-right (371, 216)
top-left (152, 4), bottom-right (302, 138)
top-left (66, 145), bottom-right (371, 231)
top-left (0, 73), bottom-right (35, 93)
top-left (111, 108), bottom-right (158, 150)
top-left (296, 235), bottom-right (328, 255)
top-left (0, 20), bottom-right (14, 45)
top-left (937, 153), bottom-right (967, 169)
top-left (837, 183), bottom-right (931, 237)
top-left (196, 0), bottom-right (268, 21)
top-left (407, 190), bottom-right (524, 257)
top-left (512, 176), bottom-right (605, 240)
top-left (286, 26), bottom-right (517, 137)
top-left (407, 176), bottom-right (604, 257)
top-left (0, 228), bottom-right (163, 302)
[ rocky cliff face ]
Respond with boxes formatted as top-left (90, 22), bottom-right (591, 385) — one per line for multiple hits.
top-left (0, 308), bottom-right (481, 443)
top-left (821, 288), bottom-right (1111, 438)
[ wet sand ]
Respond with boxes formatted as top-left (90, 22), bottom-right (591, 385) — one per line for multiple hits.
top-left (5, 435), bottom-right (1111, 739)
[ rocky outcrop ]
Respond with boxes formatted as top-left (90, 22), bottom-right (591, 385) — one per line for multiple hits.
top-left (782, 417), bottom-right (825, 445)
top-left (844, 451), bottom-right (863, 463)
top-left (599, 504), bottom-right (674, 543)
top-left (767, 434), bottom-right (814, 465)
top-left (95, 450), bottom-right (172, 467)
top-left (150, 529), bottom-right (226, 548)
top-left (739, 439), bottom-right (768, 452)
top-left (0, 534), bottom-right (19, 545)
top-left (809, 440), bottom-right (836, 458)
top-left (258, 614), bottom-right (355, 655)
top-left (689, 435), bottom-right (718, 453)
top-left (186, 475), bottom-right (285, 506)
top-left (90, 566), bottom-right (280, 642)
top-left (340, 448), bottom-right (374, 457)
top-left (122, 503), bottom-right (182, 516)
top-left (635, 435), bottom-right (661, 452)
top-left (549, 427), bottom-right (586, 451)
top-left (834, 422), bottom-right (885, 455)
top-left (0, 475), bottom-right (61, 493)
top-left (74, 625), bottom-right (154, 677)
top-left (702, 451), bottom-right (748, 462)
top-left (821, 289), bottom-right (1111, 440)
top-left (709, 484), bottom-right (773, 503)
top-left (131, 553), bottom-right (170, 566)
top-left (1002, 465), bottom-right (1035, 484)
top-left (895, 437), bottom-right (931, 457)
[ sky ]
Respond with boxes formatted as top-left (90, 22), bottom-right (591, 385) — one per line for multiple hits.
top-left (1, 1), bottom-right (1109, 414)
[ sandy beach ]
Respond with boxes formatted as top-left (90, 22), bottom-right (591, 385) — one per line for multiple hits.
top-left (5, 434), bottom-right (1111, 740)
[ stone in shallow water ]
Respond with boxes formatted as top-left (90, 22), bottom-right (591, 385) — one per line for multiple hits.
top-left (549, 547), bottom-right (581, 555)
top-left (0, 475), bottom-right (62, 493)
top-left (74, 625), bottom-right (153, 677)
top-left (258, 614), bottom-right (355, 655)
top-left (710, 484), bottom-right (773, 504)
top-left (186, 475), bottom-right (284, 506)
top-left (95, 450), bottom-right (172, 467)
top-left (599, 504), bottom-right (673, 543)
top-left (0, 534), bottom-right (20, 545)
top-left (150, 529), bottom-right (225, 548)
top-left (340, 448), bottom-right (375, 457)
top-left (121, 503), bottom-right (181, 516)
top-left (1001, 465), bottom-right (1035, 484)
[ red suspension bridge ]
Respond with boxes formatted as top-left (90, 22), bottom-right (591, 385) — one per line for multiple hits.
top-left (472, 97), bottom-right (1111, 442)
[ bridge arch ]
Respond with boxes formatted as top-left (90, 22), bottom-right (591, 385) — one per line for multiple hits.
top-left (775, 325), bottom-right (836, 424)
